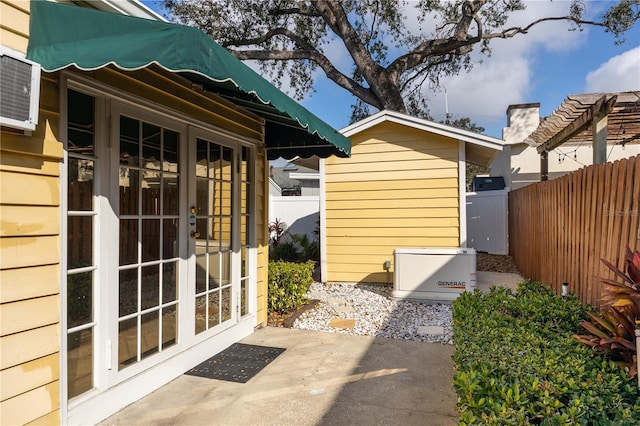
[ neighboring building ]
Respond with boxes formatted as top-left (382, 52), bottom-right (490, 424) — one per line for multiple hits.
top-left (492, 92), bottom-right (640, 190)
top-left (0, 1), bottom-right (349, 424)
top-left (321, 110), bottom-right (503, 283)
top-left (270, 162), bottom-right (320, 196)
top-left (268, 161), bottom-right (321, 238)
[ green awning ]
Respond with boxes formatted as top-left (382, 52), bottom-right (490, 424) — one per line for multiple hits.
top-left (26, 1), bottom-right (350, 160)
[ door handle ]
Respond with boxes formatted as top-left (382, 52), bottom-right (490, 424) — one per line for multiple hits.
top-left (191, 231), bottom-right (201, 239)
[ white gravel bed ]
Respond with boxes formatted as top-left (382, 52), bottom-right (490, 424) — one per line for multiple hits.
top-left (292, 282), bottom-right (454, 344)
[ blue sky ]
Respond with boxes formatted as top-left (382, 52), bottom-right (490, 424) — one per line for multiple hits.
top-left (143, 1), bottom-right (639, 139)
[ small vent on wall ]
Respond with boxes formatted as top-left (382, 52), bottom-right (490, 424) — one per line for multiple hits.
top-left (1, 46), bottom-right (41, 131)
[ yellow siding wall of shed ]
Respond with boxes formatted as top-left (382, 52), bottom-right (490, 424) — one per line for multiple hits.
top-left (324, 121), bottom-right (460, 283)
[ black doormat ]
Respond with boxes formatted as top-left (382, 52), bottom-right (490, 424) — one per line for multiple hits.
top-left (185, 343), bottom-right (285, 383)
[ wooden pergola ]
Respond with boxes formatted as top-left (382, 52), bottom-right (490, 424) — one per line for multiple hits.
top-left (522, 91), bottom-right (640, 181)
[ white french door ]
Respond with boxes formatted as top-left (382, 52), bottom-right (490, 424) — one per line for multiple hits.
top-left (65, 85), bottom-right (255, 412)
top-left (108, 101), bottom-right (189, 382)
top-left (189, 129), bottom-right (239, 336)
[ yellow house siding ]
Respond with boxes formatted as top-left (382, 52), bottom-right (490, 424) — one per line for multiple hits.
top-left (0, 353), bottom-right (59, 401)
top-left (1, 42), bottom-right (63, 423)
top-left (93, 67), bottom-right (264, 141)
top-left (0, 0), bottom-right (30, 52)
top-left (0, 381), bottom-right (59, 426)
top-left (324, 121), bottom-right (460, 283)
top-left (0, 265), bottom-right (59, 303)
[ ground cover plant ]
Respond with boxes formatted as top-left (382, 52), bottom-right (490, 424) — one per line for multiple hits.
top-left (452, 281), bottom-right (640, 425)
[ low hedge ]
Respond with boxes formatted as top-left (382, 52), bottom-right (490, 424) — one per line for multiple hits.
top-left (452, 281), bottom-right (640, 425)
top-left (268, 260), bottom-right (315, 314)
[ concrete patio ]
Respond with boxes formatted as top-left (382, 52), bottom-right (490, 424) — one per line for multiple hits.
top-left (100, 327), bottom-right (458, 425)
top-left (100, 271), bottom-right (524, 425)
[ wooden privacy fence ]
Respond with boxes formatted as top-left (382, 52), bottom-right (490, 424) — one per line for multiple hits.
top-left (509, 155), bottom-right (640, 307)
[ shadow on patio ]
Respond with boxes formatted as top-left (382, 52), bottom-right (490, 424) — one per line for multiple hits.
top-left (100, 324), bottom-right (457, 425)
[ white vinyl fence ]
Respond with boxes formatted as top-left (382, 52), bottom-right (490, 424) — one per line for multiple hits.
top-left (269, 195), bottom-right (320, 239)
top-left (466, 189), bottom-right (509, 255)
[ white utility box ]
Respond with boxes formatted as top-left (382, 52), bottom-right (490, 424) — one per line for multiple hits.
top-left (392, 248), bottom-right (476, 302)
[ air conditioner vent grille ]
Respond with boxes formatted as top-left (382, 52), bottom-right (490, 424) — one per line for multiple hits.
top-left (1, 54), bottom-right (33, 122)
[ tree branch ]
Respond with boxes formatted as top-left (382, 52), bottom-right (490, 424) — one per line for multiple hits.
top-left (232, 48), bottom-right (381, 108)
top-left (483, 16), bottom-right (604, 40)
top-left (311, 0), bottom-right (404, 110)
top-left (399, 55), bottom-right (453, 93)
top-left (270, 6), bottom-right (320, 17)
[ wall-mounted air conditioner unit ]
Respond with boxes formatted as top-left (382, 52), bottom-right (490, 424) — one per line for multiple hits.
top-left (1, 46), bottom-right (41, 131)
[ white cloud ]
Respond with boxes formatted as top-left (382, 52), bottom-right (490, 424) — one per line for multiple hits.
top-left (428, 58), bottom-right (531, 135)
top-left (585, 46), bottom-right (640, 92)
top-left (415, 1), bottom-right (606, 135)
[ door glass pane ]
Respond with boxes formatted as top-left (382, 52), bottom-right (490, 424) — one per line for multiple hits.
top-left (221, 287), bottom-right (232, 322)
top-left (67, 329), bottom-right (93, 398)
top-left (120, 116), bottom-right (140, 166)
top-left (163, 174), bottom-right (179, 215)
top-left (212, 181), bottom-right (222, 216)
top-left (141, 264), bottom-right (159, 311)
top-left (119, 167), bottom-right (139, 215)
top-left (163, 129), bottom-right (179, 173)
top-left (208, 253), bottom-right (220, 289)
top-left (195, 295), bottom-right (206, 334)
top-left (142, 219), bottom-right (160, 262)
top-left (221, 146), bottom-right (233, 180)
top-left (68, 158), bottom-right (93, 211)
top-left (141, 170), bottom-right (161, 215)
top-left (162, 262), bottom-right (177, 303)
top-left (162, 219), bottom-right (178, 260)
top-left (221, 252), bottom-right (231, 285)
top-left (119, 268), bottom-right (137, 317)
top-left (140, 311), bottom-right (160, 360)
top-left (195, 255), bottom-right (207, 294)
top-left (67, 90), bottom-right (95, 156)
top-left (241, 279), bottom-right (248, 317)
top-left (142, 123), bottom-right (161, 168)
top-left (220, 216), bottom-right (232, 246)
top-left (119, 219), bottom-right (138, 266)
top-left (241, 247), bottom-right (248, 278)
top-left (162, 305), bottom-right (177, 350)
top-left (195, 218), bottom-right (207, 249)
top-left (208, 292), bottom-right (220, 328)
top-left (68, 216), bottom-right (92, 267)
top-left (67, 272), bottom-right (93, 328)
top-left (195, 177), bottom-right (207, 214)
top-left (118, 318), bottom-right (138, 370)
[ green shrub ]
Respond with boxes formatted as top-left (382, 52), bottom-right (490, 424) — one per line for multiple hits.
top-left (269, 232), bottom-right (319, 262)
top-left (452, 281), bottom-right (640, 425)
top-left (268, 260), bottom-right (315, 313)
top-left (269, 239), bottom-right (302, 262)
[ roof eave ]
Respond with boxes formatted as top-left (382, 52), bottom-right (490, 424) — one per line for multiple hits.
top-left (341, 109), bottom-right (504, 151)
